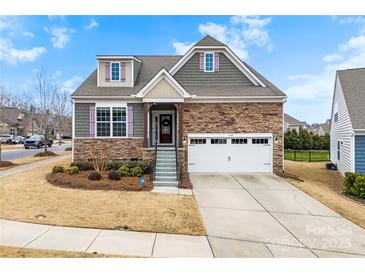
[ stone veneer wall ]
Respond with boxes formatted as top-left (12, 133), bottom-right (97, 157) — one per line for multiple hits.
top-left (181, 102), bottom-right (284, 173)
top-left (73, 138), bottom-right (144, 161)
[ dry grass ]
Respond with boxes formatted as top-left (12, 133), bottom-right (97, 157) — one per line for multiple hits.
top-left (0, 144), bottom-right (24, 151)
top-left (0, 151), bottom-right (70, 171)
top-left (284, 160), bottom-right (365, 229)
top-left (0, 159), bottom-right (206, 236)
top-left (0, 246), bottom-right (129, 258)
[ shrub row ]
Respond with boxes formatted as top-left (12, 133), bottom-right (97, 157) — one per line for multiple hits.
top-left (70, 160), bottom-right (151, 174)
top-left (52, 165), bottom-right (79, 175)
top-left (345, 172), bottom-right (365, 199)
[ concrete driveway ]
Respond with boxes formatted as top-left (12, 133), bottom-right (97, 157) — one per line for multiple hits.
top-left (191, 173), bottom-right (365, 258)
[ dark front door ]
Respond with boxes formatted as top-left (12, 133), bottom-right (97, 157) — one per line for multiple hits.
top-left (159, 114), bottom-right (172, 144)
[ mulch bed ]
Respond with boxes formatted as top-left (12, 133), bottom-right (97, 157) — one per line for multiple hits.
top-left (0, 161), bottom-right (16, 168)
top-left (275, 171), bottom-right (304, 182)
top-left (342, 191), bottom-right (365, 206)
top-left (64, 147), bottom-right (72, 151)
top-left (34, 151), bottom-right (57, 157)
top-left (178, 181), bottom-right (193, 189)
top-left (46, 171), bottom-right (153, 191)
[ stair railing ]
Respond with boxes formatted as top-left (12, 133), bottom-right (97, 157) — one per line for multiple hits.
top-left (153, 117), bottom-right (158, 181)
top-left (175, 136), bottom-right (180, 186)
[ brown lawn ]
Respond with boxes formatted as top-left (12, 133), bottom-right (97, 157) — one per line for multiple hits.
top-left (0, 246), bottom-right (128, 258)
top-left (284, 160), bottom-right (365, 229)
top-left (0, 159), bottom-right (206, 236)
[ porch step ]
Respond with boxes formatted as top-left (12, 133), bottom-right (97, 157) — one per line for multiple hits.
top-left (156, 160), bottom-right (176, 165)
top-left (156, 155), bottom-right (176, 160)
top-left (153, 181), bottom-right (178, 187)
top-left (155, 175), bottom-right (177, 181)
top-left (156, 167), bottom-right (176, 172)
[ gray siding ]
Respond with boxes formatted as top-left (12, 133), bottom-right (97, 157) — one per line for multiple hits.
top-left (131, 103), bottom-right (144, 137)
top-left (133, 60), bottom-right (141, 85)
top-left (74, 103), bottom-right (94, 137)
top-left (355, 136), bottom-right (365, 174)
top-left (174, 52), bottom-right (254, 86)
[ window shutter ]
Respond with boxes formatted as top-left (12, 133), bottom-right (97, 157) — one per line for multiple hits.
top-left (89, 105), bottom-right (95, 137)
top-left (127, 105), bottom-right (134, 137)
top-left (105, 62), bottom-right (111, 81)
top-left (120, 62), bottom-right (126, 82)
top-left (199, 53), bottom-right (204, 71)
top-left (214, 52), bottom-right (220, 71)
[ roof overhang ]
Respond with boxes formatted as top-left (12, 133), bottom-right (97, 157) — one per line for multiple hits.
top-left (96, 55), bottom-right (142, 63)
top-left (169, 46), bottom-right (266, 87)
top-left (134, 68), bottom-right (192, 101)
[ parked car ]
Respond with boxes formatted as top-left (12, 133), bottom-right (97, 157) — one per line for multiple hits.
top-left (24, 135), bottom-right (53, 149)
top-left (0, 133), bottom-right (14, 144)
top-left (12, 135), bottom-right (26, 144)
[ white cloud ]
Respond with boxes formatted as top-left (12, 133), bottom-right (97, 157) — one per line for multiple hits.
top-left (172, 41), bottom-right (195, 55)
top-left (0, 19), bottom-right (9, 30)
top-left (84, 18), bottom-right (99, 30)
top-left (23, 31), bottom-right (34, 38)
top-left (339, 35), bottom-right (365, 52)
top-left (0, 38), bottom-right (45, 65)
top-left (338, 16), bottom-right (365, 25)
top-left (172, 16), bottom-right (272, 59)
top-left (62, 76), bottom-right (82, 93)
top-left (45, 27), bottom-right (75, 49)
top-left (322, 54), bottom-right (343, 62)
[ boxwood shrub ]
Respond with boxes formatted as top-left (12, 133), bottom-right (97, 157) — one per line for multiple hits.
top-left (67, 166), bottom-right (79, 175)
top-left (70, 161), bottom-right (94, 171)
top-left (345, 172), bottom-right (365, 198)
top-left (52, 165), bottom-right (64, 174)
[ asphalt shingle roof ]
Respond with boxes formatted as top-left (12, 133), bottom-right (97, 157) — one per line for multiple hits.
top-left (337, 68), bottom-right (365, 129)
top-left (284, 113), bottom-right (306, 126)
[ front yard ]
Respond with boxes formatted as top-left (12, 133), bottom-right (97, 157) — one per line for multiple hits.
top-left (284, 160), bottom-right (365, 229)
top-left (0, 159), bottom-right (206, 236)
top-left (284, 150), bottom-right (329, 162)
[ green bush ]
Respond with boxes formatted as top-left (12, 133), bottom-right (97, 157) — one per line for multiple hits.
top-left (108, 170), bottom-right (121, 180)
top-left (138, 160), bottom-right (152, 174)
top-left (67, 166), bottom-right (79, 175)
top-left (106, 161), bottom-right (125, 171)
top-left (130, 166), bottom-right (143, 177)
top-left (125, 160), bottom-right (138, 169)
top-left (71, 161), bottom-right (94, 171)
top-left (118, 165), bottom-right (130, 177)
top-left (88, 171), bottom-right (102, 181)
top-left (345, 172), bottom-right (365, 198)
top-left (52, 165), bottom-right (64, 174)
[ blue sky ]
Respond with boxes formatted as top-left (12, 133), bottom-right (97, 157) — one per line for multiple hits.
top-left (1, 15), bottom-right (365, 124)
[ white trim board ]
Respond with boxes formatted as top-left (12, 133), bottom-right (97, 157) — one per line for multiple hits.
top-left (188, 133), bottom-right (273, 138)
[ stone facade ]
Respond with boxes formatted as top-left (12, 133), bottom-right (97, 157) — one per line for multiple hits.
top-left (73, 138), bottom-right (144, 161)
top-left (181, 102), bottom-right (284, 172)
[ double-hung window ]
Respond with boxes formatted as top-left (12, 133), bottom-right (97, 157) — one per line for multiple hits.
top-left (111, 62), bottom-right (120, 81)
top-left (204, 52), bottom-right (214, 72)
top-left (96, 106), bottom-right (127, 137)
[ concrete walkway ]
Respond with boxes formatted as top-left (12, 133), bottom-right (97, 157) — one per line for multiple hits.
top-left (191, 173), bottom-right (365, 258)
top-left (0, 154), bottom-right (70, 178)
top-left (0, 219), bottom-right (213, 257)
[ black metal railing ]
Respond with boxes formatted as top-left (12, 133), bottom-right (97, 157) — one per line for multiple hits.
top-left (153, 119), bottom-right (158, 180)
top-left (175, 138), bottom-right (181, 186)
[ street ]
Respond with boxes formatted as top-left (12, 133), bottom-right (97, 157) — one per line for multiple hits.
top-left (1, 143), bottom-right (71, 161)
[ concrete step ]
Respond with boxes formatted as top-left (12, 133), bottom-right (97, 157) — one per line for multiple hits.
top-left (155, 171), bottom-right (177, 177)
top-left (154, 176), bottom-right (177, 181)
top-left (153, 181), bottom-right (178, 187)
top-left (157, 147), bottom-right (175, 151)
top-left (156, 167), bottom-right (176, 172)
top-left (156, 160), bottom-right (176, 165)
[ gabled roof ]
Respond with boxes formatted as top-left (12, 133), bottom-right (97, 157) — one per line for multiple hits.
top-left (284, 113), bottom-right (307, 126)
top-left (0, 107), bottom-right (25, 126)
top-left (337, 68), bottom-right (365, 129)
top-left (194, 35), bottom-right (226, 47)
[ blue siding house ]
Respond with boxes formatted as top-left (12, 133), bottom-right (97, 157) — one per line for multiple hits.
top-left (330, 68), bottom-right (365, 175)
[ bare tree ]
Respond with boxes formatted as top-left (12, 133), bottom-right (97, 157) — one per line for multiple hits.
top-left (53, 89), bottom-right (71, 144)
top-left (30, 69), bottom-right (58, 153)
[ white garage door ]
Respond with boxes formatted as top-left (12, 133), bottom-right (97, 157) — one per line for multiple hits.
top-left (188, 133), bottom-right (273, 173)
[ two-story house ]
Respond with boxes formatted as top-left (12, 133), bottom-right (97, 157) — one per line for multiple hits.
top-left (71, 35), bottom-right (287, 186)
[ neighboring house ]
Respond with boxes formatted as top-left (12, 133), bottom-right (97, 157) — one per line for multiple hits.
top-left (330, 68), bottom-right (365, 175)
top-left (284, 113), bottom-right (308, 133)
top-left (0, 107), bottom-right (40, 136)
top-left (310, 119), bottom-right (330, 136)
top-left (71, 35), bottom-right (287, 186)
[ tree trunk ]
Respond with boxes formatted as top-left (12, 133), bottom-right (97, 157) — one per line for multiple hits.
top-left (44, 128), bottom-right (48, 153)
top-left (0, 142), bottom-right (2, 162)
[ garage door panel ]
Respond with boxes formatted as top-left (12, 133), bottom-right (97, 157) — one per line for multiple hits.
top-left (188, 135), bottom-right (272, 173)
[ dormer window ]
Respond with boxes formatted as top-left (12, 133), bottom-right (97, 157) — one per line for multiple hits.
top-left (204, 52), bottom-right (214, 72)
top-left (111, 62), bottom-right (120, 81)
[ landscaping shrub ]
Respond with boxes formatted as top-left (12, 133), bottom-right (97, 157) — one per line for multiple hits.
top-left (138, 160), bottom-right (152, 174)
top-left (345, 172), bottom-right (365, 198)
top-left (130, 166), bottom-right (143, 177)
top-left (88, 171), bottom-right (102, 181)
top-left (67, 166), bottom-right (79, 175)
top-left (118, 165), bottom-right (129, 177)
top-left (108, 170), bottom-right (121, 180)
top-left (106, 161), bottom-right (125, 171)
top-left (125, 160), bottom-right (138, 169)
top-left (34, 151), bottom-right (57, 157)
top-left (70, 161), bottom-right (94, 171)
top-left (52, 165), bottom-right (64, 174)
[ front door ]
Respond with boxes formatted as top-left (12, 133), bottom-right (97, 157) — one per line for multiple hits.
top-left (159, 114), bottom-right (172, 144)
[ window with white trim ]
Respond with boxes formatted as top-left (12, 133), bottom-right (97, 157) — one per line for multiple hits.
top-left (211, 138), bottom-right (227, 144)
top-left (252, 138), bottom-right (269, 144)
top-left (96, 106), bottom-right (127, 137)
top-left (190, 138), bottom-right (206, 144)
top-left (111, 62), bottom-right (120, 81)
top-left (231, 138), bottom-right (248, 144)
top-left (337, 141), bottom-right (341, 160)
top-left (204, 52), bottom-right (214, 72)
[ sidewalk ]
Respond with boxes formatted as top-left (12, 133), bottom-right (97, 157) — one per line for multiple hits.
top-left (0, 219), bottom-right (213, 258)
top-left (0, 154), bottom-right (70, 178)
